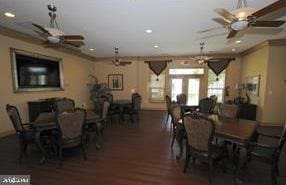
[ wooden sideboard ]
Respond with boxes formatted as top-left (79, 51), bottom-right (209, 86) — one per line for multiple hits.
top-left (238, 103), bottom-right (257, 121)
top-left (27, 98), bottom-right (61, 122)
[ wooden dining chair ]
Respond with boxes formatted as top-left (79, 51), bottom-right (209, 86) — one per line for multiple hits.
top-left (183, 113), bottom-right (224, 185)
top-left (247, 125), bottom-right (286, 185)
top-left (170, 102), bottom-right (182, 148)
top-left (123, 95), bottom-right (142, 122)
top-left (176, 93), bottom-right (187, 105)
top-left (56, 108), bottom-right (87, 166)
top-left (218, 103), bottom-right (239, 119)
top-left (165, 95), bottom-right (172, 124)
top-left (6, 104), bottom-right (36, 163)
top-left (55, 98), bottom-right (75, 114)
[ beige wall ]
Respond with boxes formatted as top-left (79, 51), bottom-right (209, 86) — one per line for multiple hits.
top-left (94, 58), bottom-right (241, 110)
top-left (263, 46), bottom-right (286, 124)
top-left (0, 34), bottom-right (95, 136)
top-left (240, 44), bottom-right (286, 125)
top-left (240, 46), bottom-right (269, 122)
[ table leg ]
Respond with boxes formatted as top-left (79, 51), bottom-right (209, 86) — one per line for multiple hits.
top-left (234, 145), bottom-right (248, 185)
top-left (35, 131), bottom-right (46, 164)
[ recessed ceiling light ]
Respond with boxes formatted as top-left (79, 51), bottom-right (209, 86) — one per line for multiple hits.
top-left (235, 40), bottom-right (241, 44)
top-left (4, 12), bottom-right (15, 18)
top-left (153, 45), bottom-right (159, 48)
top-left (89, 48), bottom-right (95, 51)
top-left (232, 48), bottom-right (236, 52)
top-left (146, 29), bottom-right (152, 33)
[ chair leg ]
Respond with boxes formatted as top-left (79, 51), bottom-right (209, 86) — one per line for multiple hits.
top-left (271, 164), bottom-right (277, 185)
top-left (208, 159), bottom-right (213, 185)
top-left (81, 144), bottom-right (87, 160)
top-left (58, 145), bottom-right (63, 167)
top-left (165, 113), bottom-right (169, 124)
top-left (184, 154), bottom-right (191, 173)
top-left (18, 139), bottom-right (24, 163)
top-left (171, 125), bottom-right (176, 148)
top-left (275, 163), bottom-right (280, 176)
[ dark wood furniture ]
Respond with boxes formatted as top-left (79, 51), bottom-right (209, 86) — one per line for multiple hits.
top-left (27, 98), bottom-right (61, 122)
top-left (110, 99), bottom-right (132, 121)
top-left (238, 103), bottom-right (257, 121)
top-left (123, 95), bottom-right (142, 122)
top-left (247, 126), bottom-right (286, 185)
top-left (6, 104), bottom-right (36, 163)
top-left (183, 114), bottom-right (225, 185)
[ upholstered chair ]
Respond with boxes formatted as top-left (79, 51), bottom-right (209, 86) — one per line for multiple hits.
top-left (6, 104), bottom-right (35, 163)
top-left (176, 93), bottom-right (187, 105)
top-left (123, 95), bottom-right (142, 122)
top-left (198, 98), bottom-right (214, 114)
top-left (218, 103), bottom-right (239, 119)
top-left (55, 98), bottom-right (75, 114)
top-left (183, 113), bottom-right (224, 185)
top-left (247, 125), bottom-right (286, 185)
top-left (170, 102), bottom-right (182, 148)
top-left (165, 95), bottom-right (172, 124)
top-left (56, 108), bottom-right (87, 166)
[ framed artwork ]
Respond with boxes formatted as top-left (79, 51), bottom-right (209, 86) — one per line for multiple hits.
top-left (246, 75), bottom-right (260, 96)
top-left (108, 74), bottom-right (123, 91)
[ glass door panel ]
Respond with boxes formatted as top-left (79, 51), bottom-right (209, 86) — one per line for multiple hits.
top-left (171, 78), bottom-right (182, 101)
top-left (187, 78), bottom-right (200, 105)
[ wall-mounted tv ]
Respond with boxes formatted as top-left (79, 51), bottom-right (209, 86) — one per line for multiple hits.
top-left (11, 48), bottom-right (64, 92)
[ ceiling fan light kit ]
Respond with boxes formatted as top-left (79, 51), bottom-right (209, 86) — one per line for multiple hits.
top-left (201, 0), bottom-right (286, 39)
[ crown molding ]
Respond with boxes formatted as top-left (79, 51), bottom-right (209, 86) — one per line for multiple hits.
top-left (240, 38), bottom-right (286, 56)
top-left (95, 53), bottom-right (239, 62)
top-left (0, 25), bottom-right (97, 62)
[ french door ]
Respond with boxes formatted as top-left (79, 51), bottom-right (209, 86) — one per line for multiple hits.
top-left (170, 76), bottom-right (200, 106)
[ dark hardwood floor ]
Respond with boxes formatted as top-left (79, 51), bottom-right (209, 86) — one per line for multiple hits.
top-left (0, 110), bottom-right (285, 185)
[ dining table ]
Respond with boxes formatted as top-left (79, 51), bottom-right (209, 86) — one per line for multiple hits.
top-left (32, 109), bottom-right (102, 163)
top-left (110, 99), bottom-right (132, 120)
top-left (176, 113), bottom-right (258, 183)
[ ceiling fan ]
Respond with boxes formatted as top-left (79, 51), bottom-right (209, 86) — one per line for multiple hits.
top-left (32, 5), bottom-right (85, 47)
top-left (191, 42), bottom-right (212, 64)
top-left (108, 47), bottom-right (132, 66)
top-left (200, 0), bottom-right (286, 39)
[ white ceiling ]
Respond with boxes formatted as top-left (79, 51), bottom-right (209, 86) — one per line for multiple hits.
top-left (0, 0), bottom-right (285, 57)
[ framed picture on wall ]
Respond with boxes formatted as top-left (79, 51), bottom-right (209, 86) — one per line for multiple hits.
top-left (246, 75), bottom-right (260, 96)
top-left (108, 74), bottom-right (123, 91)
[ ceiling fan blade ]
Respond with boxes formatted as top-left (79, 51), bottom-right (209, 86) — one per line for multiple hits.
top-left (34, 30), bottom-right (49, 38)
top-left (60, 35), bottom-right (85, 40)
top-left (198, 26), bottom-right (225, 33)
top-left (214, 8), bottom-right (237, 22)
top-left (251, 0), bottom-right (286, 19)
top-left (120, 61), bottom-right (132, 65)
top-left (252, 20), bottom-right (285, 27)
top-left (63, 40), bottom-right (84, 47)
top-left (212, 18), bottom-right (230, 25)
top-left (226, 29), bottom-right (238, 39)
top-left (32, 23), bottom-right (51, 35)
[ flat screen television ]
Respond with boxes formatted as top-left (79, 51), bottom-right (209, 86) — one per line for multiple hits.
top-left (11, 48), bottom-right (64, 92)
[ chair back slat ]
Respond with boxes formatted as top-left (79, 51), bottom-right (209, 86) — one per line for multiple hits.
top-left (184, 114), bottom-right (215, 152)
top-left (6, 104), bottom-right (24, 132)
top-left (55, 98), bottom-right (75, 114)
top-left (57, 109), bottom-right (85, 140)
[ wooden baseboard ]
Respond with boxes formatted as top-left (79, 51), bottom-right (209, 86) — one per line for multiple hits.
top-left (259, 122), bottom-right (284, 127)
top-left (0, 130), bottom-right (15, 139)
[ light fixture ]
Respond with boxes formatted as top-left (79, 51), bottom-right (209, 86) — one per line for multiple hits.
top-left (232, 0), bottom-right (256, 20)
top-left (192, 42), bottom-right (211, 65)
top-left (4, 12), bottom-right (15, 18)
top-left (153, 45), bottom-right (159, 48)
top-left (89, 48), bottom-right (95, 51)
top-left (146, 29), bottom-right (152, 33)
top-left (232, 48), bottom-right (236, 52)
top-left (235, 40), bottom-right (241, 44)
top-left (47, 36), bottom-right (60, 43)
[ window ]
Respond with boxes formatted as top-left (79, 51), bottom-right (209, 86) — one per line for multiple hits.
top-left (150, 73), bottom-right (165, 102)
top-left (171, 78), bottom-right (183, 101)
top-left (207, 69), bottom-right (226, 103)
top-left (169, 68), bottom-right (204, 75)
